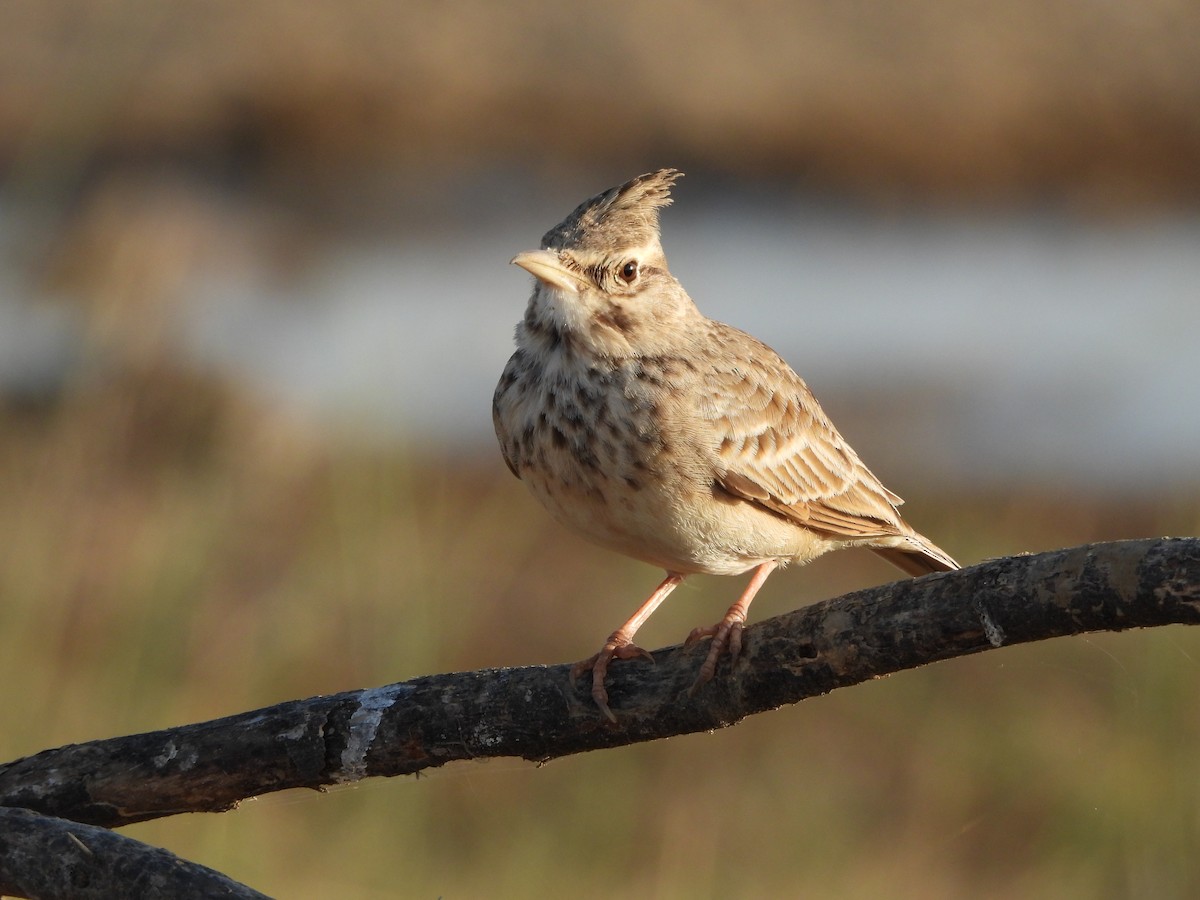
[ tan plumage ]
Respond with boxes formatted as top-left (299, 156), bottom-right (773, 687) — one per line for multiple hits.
top-left (699, 334), bottom-right (958, 574)
top-left (494, 169), bottom-right (959, 720)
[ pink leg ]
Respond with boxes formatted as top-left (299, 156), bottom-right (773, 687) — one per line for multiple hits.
top-left (571, 573), bottom-right (684, 722)
top-left (685, 560), bottom-right (779, 694)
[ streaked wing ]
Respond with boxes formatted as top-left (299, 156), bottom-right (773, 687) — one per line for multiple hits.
top-left (699, 326), bottom-right (909, 540)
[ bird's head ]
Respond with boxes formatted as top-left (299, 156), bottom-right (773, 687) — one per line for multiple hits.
top-left (512, 169), bottom-right (698, 357)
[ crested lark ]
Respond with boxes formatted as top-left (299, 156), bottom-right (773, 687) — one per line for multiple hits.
top-left (494, 169), bottom-right (958, 721)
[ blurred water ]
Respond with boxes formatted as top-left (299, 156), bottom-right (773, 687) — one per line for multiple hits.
top-left (3, 193), bottom-right (1199, 489)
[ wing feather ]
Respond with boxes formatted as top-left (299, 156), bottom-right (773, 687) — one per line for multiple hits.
top-left (699, 325), bottom-right (913, 542)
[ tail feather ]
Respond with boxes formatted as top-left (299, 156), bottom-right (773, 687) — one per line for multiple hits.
top-left (871, 534), bottom-right (959, 577)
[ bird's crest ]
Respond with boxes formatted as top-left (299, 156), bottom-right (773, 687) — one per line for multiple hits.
top-left (541, 169), bottom-right (682, 254)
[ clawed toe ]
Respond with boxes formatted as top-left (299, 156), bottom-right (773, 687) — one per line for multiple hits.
top-left (570, 638), bottom-right (654, 723)
top-left (683, 561), bottom-right (777, 696)
top-left (686, 618), bottom-right (745, 696)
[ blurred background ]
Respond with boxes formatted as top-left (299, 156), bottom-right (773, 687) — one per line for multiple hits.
top-left (2, 1), bottom-right (1199, 896)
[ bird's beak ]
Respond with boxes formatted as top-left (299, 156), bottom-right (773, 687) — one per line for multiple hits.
top-left (511, 250), bottom-right (588, 294)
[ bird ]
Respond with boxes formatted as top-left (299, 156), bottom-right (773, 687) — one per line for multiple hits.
top-left (493, 168), bottom-right (958, 722)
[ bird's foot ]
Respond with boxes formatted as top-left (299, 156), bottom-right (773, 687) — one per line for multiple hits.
top-left (570, 636), bottom-right (654, 723)
top-left (684, 612), bottom-right (746, 695)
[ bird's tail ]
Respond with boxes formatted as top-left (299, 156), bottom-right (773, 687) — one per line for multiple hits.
top-left (872, 531), bottom-right (960, 577)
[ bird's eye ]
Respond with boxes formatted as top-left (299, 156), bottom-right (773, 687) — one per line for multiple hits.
top-left (619, 260), bottom-right (639, 283)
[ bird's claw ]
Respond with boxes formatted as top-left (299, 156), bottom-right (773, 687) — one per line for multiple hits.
top-left (570, 638), bottom-right (655, 723)
top-left (686, 618), bottom-right (745, 696)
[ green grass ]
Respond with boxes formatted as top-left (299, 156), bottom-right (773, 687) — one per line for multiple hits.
top-left (2, 373), bottom-right (1198, 898)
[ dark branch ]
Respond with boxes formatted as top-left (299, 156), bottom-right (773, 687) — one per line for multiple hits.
top-left (1, 538), bottom-right (1197, 832)
top-left (0, 807), bottom-right (269, 899)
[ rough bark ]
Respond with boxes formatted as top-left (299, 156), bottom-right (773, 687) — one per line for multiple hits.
top-left (0, 539), bottom-right (1196, 838)
top-left (0, 807), bottom-right (269, 899)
